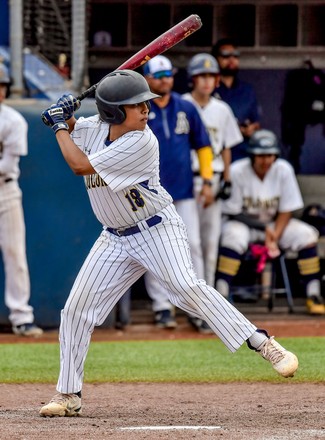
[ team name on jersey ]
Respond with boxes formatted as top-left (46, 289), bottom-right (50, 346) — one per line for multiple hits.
top-left (84, 174), bottom-right (108, 189)
top-left (243, 196), bottom-right (280, 210)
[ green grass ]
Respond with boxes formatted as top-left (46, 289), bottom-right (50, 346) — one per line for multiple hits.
top-left (0, 337), bottom-right (324, 383)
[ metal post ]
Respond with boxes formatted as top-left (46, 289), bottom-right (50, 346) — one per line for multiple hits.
top-left (72, 0), bottom-right (87, 93)
top-left (9, 0), bottom-right (24, 98)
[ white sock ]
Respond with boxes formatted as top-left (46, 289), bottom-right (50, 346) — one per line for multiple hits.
top-left (248, 330), bottom-right (269, 351)
top-left (216, 279), bottom-right (230, 298)
top-left (306, 279), bottom-right (321, 297)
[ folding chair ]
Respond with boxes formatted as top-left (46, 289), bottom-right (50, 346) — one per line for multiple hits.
top-left (230, 251), bottom-right (294, 313)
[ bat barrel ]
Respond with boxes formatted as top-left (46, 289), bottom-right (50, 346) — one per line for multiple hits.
top-left (77, 14), bottom-right (202, 101)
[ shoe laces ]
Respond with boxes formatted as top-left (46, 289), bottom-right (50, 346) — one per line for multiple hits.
top-left (260, 337), bottom-right (286, 364)
top-left (50, 393), bottom-right (76, 404)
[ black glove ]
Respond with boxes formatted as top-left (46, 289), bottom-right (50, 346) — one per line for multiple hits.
top-left (41, 104), bottom-right (69, 134)
top-left (216, 180), bottom-right (232, 200)
top-left (56, 94), bottom-right (81, 120)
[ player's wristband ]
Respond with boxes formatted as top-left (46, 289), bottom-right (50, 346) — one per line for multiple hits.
top-left (202, 179), bottom-right (213, 187)
top-left (52, 122), bottom-right (69, 134)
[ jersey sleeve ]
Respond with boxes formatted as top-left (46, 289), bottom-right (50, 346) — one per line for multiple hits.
top-left (88, 127), bottom-right (159, 192)
top-left (221, 162), bottom-right (244, 214)
top-left (277, 160), bottom-right (304, 212)
top-left (186, 101), bottom-right (210, 151)
top-left (223, 104), bottom-right (244, 149)
top-left (3, 109), bottom-right (28, 156)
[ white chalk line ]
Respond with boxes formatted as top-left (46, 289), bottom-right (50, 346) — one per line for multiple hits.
top-left (119, 425), bottom-right (222, 431)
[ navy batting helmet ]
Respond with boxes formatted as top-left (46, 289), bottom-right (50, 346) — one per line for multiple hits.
top-left (95, 70), bottom-right (160, 124)
top-left (247, 129), bottom-right (280, 155)
top-left (187, 53), bottom-right (220, 77)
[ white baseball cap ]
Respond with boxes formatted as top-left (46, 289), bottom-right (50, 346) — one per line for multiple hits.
top-left (143, 55), bottom-right (173, 78)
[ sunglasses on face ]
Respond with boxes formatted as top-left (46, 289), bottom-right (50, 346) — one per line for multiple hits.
top-left (151, 70), bottom-right (173, 79)
top-left (218, 50), bottom-right (240, 59)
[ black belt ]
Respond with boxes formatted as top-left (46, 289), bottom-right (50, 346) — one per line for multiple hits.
top-left (106, 215), bottom-right (162, 237)
top-left (4, 178), bottom-right (13, 183)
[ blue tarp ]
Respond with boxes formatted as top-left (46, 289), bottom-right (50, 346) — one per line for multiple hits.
top-left (0, 46), bottom-right (69, 100)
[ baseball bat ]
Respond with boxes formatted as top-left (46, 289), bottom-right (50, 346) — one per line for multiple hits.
top-left (77, 14), bottom-right (202, 101)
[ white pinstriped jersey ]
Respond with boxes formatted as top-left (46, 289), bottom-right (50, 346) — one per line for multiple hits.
top-left (223, 158), bottom-right (304, 223)
top-left (182, 94), bottom-right (243, 173)
top-left (0, 104), bottom-right (28, 182)
top-left (71, 115), bottom-right (173, 229)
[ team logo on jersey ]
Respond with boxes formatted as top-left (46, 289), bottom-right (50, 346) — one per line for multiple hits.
top-left (84, 174), bottom-right (108, 189)
top-left (175, 112), bottom-right (190, 134)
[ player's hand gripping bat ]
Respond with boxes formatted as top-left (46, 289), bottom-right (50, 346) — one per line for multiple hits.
top-left (76, 14), bottom-right (202, 101)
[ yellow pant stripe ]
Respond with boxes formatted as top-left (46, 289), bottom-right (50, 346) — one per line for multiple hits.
top-left (218, 256), bottom-right (241, 276)
top-left (298, 256), bottom-right (320, 275)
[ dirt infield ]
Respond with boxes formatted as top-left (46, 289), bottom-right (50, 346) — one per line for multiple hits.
top-left (1, 383), bottom-right (325, 440)
top-left (1, 310), bottom-right (325, 439)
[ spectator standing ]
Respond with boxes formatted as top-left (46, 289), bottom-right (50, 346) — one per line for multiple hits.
top-left (143, 55), bottom-right (215, 332)
top-left (212, 38), bottom-right (261, 162)
top-left (215, 129), bottom-right (324, 315)
top-left (0, 62), bottom-right (43, 336)
top-left (182, 53), bottom-right (243, 289)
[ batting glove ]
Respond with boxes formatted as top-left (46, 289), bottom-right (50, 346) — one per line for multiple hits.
top-left (41, 104), bottom-right (69, 134)
top-left (217, 180), bottom-right (232, 200)
top-left (56, 94), bottom-right (81, 120)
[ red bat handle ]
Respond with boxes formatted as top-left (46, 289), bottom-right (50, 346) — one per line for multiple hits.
top-left (77, 14), bottom-right (202, 101)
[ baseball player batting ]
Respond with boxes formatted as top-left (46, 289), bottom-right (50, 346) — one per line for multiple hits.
top-left (39, 71), bottom-right (298, 417)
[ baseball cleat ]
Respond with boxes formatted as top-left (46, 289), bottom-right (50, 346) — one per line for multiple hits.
top-left (306, 296), bottom-right (325, 315)
top-left (12, 323), bottom-right (43, 337)
top-left (39, 393), bottom-right (82, 417)
top-left (155, 309), bottom-right (177, 329)
top-left (188, 317), bottom-right (213, 334)
top-left (258, 337), bottom-right (298, 378)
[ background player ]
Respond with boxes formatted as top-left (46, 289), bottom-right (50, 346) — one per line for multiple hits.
top-left (211, 38), bottom-right (261, 162)
top-left (0, 62), bottom-right (43, 336)
top-left (215, 129), bottom-right (324, 315)
top-left (142, 55), bottom-right (214, 332)
top-left (183, 53), bottom-right (243, 291)
top-left (39, 71), bottom-right (298, 417)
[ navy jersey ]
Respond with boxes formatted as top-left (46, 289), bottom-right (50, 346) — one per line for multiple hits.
top-left (216, 78), bottom-right (259, 127)
top-left (147, 92), bottom-right (210, 200)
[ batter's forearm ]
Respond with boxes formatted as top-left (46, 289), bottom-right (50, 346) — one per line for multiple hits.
top-left (56, 131), bottom-right (95, 175)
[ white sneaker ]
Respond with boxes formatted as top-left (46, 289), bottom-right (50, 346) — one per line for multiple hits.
top-left (12, 323), bottom-right (43, 337)
top-left (259, 337), bottom-right (298, 378)
top-left (39, 393), bottom-right (82, 417)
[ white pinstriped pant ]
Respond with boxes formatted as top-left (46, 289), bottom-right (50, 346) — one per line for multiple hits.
top-left (57, 204), bottom-right (256, 393)
top-left (0, 181), bottom-right (34, 326)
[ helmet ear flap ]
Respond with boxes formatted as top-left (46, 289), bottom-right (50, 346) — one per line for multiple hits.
top-left (98, 105), bottom-right (126, 124)
top-left (115, 106), bottom-right (126, 124)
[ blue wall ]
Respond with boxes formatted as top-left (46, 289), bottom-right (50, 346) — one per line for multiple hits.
top-left (240, 69), bottom-right (325, 174)
top-left (0, 101), bottom-right (100, 327)
top-left (0, 0), bottom-right (9, 45)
